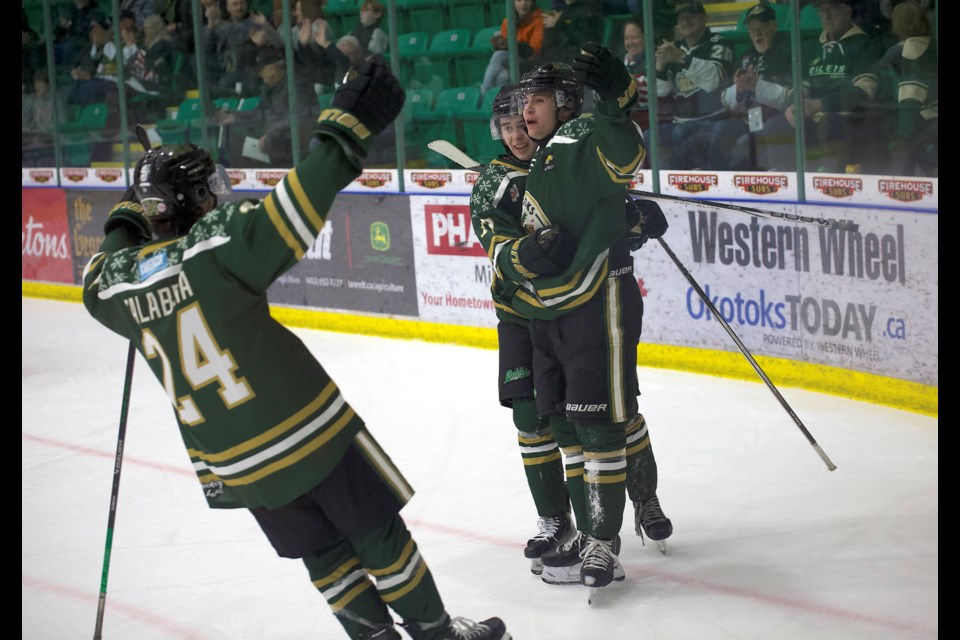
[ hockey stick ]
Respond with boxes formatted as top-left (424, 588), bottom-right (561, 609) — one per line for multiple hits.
top-left (426, 139), bottom-right (858, 232)
top-left (656, 237), bottom-right (837, 472)
top-left (93, 341), bottom-right (137, 639)
top-left (631, 190), bottom-right (858, 232)
top-left (93, 124), bottom-right (152, 639)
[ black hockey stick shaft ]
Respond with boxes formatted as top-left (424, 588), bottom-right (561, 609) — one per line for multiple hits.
top-left (93, 341), bottom-right (136, 639)
top-left (656, 237), bottom-right (837, 471)
top-left (631, 189), bottom-right (858, 232)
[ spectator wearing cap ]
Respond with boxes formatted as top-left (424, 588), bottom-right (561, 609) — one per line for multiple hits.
top-left (757, 0), bottom-right (881, 172)
top-left (710, 3), bottom-right (794, 170)
top-left (651, 0), bottom-right (735, 169)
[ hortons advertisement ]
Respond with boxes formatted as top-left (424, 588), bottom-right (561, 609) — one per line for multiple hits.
top-left (633, 200), bottom-right (938, 386)
top-left (22, 188), bottom-right (73, 284)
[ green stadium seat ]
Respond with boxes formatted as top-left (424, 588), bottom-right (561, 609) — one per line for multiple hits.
top-left (425, 28), bottom-right (473, 86)
top-left (396, 31), bottom-right (432, 83)
top-left (445, 0), bottom-right (491, 30)
top-left (453, 25), bottom-right (500, 88)
top-left (154, 97), bottom-right (203, 145)
top-left (413, 86), bottom-right (481, 167)
top-left (60, 102), bottom-right (111, 167)
top-left (325, 0), bottom-right (360, 35)
top-left (397, 0), bottom-right (448, 35)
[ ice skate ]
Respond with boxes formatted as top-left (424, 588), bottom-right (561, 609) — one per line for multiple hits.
top-left (541, 532), bottom-right (623, 586)
top-left (403, 614), bottom-right (511, 640)
top-left (524, 513), bottom-right (574, 575)
top-left (634, 494), bottom-right (673, 555)
top-left (579, 536), bottom-right (625, 605)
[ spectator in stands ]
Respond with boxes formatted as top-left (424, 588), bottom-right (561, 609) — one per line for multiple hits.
top-left (711, 3), bottom-right (793, 171)
top-left (120, 0), bottom-right (160, 29)
top-left (23, 72), bottom-right (62, 140)
top-left (481, 0), bottom-right (544, 96)
top-left (885, 2), bottom-right (937, 176)
top-left (651, 0), bottom-right (735, 169)
top-left (756, 0), bottom-right (880, 172)
top-left (410, 57), bottom-right (445, 96)
top-left (54, 0), bottom-right (102, 68)
top-left (141, 13), bottom-right (181, 99)
top-left (160, 0), bottom-right (198, 57)
top-left (622, 18), bottom-right (672, 133)
top-left (212, 0), bottom-right (261, 96)
top-left (120, 18), bottom-right (148, 85)
top-left (22, 11), bottom-right (46, 94)
top-left (352, 0), bottom-right (388, 56)
top-left (68, 11), bottom-right (120, 107)
top-left (540, 0), bottom-right (603, 67)
top-left (217, 50), bottom-right (314, 168)
top-left (23, 72), bottom-right (64, 167)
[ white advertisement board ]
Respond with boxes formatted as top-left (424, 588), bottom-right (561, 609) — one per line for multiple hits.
top-left (410, 195), bottom-right (499, 328)
top-left (635, 201), bottom-right (938, 386)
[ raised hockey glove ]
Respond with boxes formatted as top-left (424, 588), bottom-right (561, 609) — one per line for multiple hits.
top-left (573, 41), bottom-right (636, 106)
top-left (103, 199), bottom-right (152, 245)
top-left (513, 225), bottom-right (576, 277)
top-left (625, 198), bottom-right (668, 250)
top-left (315, 54), bottom-right (405, 159)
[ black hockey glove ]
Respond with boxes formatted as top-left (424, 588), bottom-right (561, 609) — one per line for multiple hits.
top-left (625, 198), bottom-right (668, 250)
top-left (315, 55), bottom-right (405, 159)
top-left (103, 199), bottom-right (152, 245)
top-left (513, 225), bottom-right (576, 277)
top-left (573, 41), bottom-right (636, 106)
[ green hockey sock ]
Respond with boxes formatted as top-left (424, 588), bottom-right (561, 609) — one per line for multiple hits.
top-left (549, 414), bottom-right (587, 531)
top-left (578, 421), bottom-right (628, 540)
top-left (625, 414), bottom-right (660, 503)
top-left (515, 400), bottom-right (567, 516)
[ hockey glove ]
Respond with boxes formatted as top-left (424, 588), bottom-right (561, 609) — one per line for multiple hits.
top-left (625, 198), bottom-right (668, 250)
top-left (513, 225), bottom-right (576, 277)
top-left (315, 54), bottom-right (405, 159)
top-left (573, 41), bottom-right (637, 106)
top-left (103, 199), bottom-right (152, 245)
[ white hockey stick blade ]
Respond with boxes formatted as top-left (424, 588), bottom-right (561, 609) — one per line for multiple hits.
top-left (427, 139), bottom-right (483, 171)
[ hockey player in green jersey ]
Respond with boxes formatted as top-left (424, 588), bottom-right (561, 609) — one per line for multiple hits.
top-left (82, 56), bottom-right (509, 640)
top-left (506, 49), bottom-right (673, 598)
top-left (469, 84), bottom-right (575, 576)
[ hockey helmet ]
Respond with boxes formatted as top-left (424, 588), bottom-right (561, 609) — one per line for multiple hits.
top-left (513, 63), bottom-right (583, 121)
top-left (489, 83), bottom-right (522, 141)
top-left (134, 143), bottom-right (231, 237)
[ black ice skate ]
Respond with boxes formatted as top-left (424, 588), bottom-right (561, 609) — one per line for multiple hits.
top-left (403, 615), bottom-right (511, 640)
top-left (524, 513), bottom-right (574, 575)
top-left (540, 532), bottom-right (623, 587)
top-left (634, 494), bottom-right (673, 554)
top-left (579, 536), bottom-right (625, 605)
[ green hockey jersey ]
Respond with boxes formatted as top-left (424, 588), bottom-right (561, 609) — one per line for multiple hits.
top-left (83, 138), bottom-right (373, 511)
top-left (507, 97), bottom-right (645, 321)
top-left (469, 155), bottom-right (531, 326)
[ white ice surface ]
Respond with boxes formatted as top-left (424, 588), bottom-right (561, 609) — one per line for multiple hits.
top-left (22, 296), bottom-right (938, 640)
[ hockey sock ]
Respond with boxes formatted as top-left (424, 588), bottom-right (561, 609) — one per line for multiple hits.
top-left (514, 400), bottom-right (567, 516)
top-left (550, 414), bottom-right (587, 531)
top-left (349, 514), bottom-right (446, 627)
top-left (302, 540), bottom-right (393, 640)
top-left (625, 414), bottom-right (660, 503)
top-left (578, 421), bottom-right (628, 540)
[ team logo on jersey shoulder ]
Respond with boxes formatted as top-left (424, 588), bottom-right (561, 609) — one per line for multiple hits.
top-left (509, 183), bottom-right (520, 202)
top-left (543, 153), bottom-right (555, 172)
top-left (138, 250), bottom-right (169, 280)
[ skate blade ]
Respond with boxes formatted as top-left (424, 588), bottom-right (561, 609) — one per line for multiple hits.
top-left (657, 540), bottom-right (668, 555)
top-left (530, 558), bottom-right (543, 575)
top-left (588, 586), bottom-right (599, 605)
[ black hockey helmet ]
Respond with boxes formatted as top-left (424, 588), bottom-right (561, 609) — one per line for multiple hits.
top-left (489, 82), bottom-right (521, 140)
top-left (134, 143), bottom-right (230, 237)
top-left (513, 62), bottom-right (583, 121)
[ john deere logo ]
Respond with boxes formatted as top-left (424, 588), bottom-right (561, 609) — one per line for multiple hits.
top-left (370, 222), bottom-right (390, 251)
